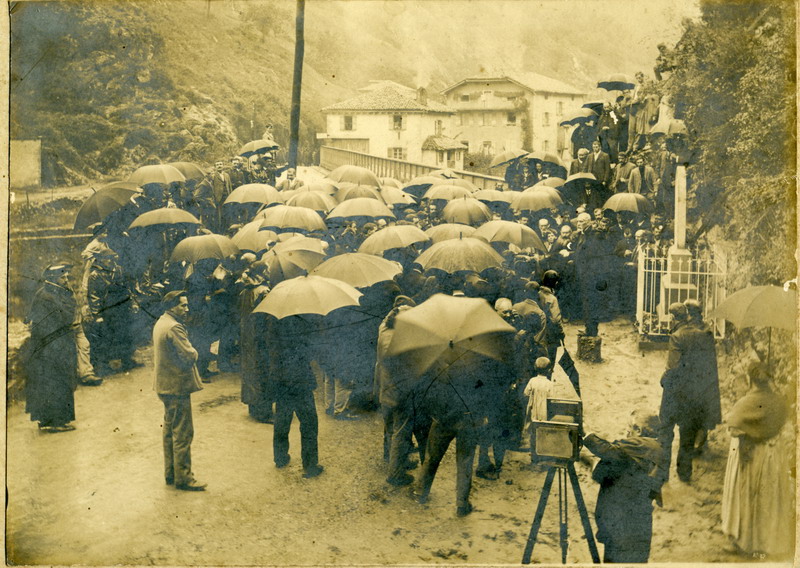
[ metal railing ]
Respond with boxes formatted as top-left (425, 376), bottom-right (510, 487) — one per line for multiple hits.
top-left (319, 146), bottom-right (505, 190)
top-left (636, 246), bottom-right (727, 338)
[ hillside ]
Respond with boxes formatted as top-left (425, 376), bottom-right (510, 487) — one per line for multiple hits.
top-left (9, 0), bottom-right (693, 186)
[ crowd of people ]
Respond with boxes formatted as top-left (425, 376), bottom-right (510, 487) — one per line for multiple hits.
top-left (17, 105), bottom-right (793, 561)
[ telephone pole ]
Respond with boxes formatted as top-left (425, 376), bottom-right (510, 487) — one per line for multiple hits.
top-left (288, 0), bottom-right (305, 168)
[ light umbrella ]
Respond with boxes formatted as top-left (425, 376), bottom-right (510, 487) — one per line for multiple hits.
top-left (167, 162), bottom-right (205, 182)
top-left (473, 220), bottom-right (546, 252)
top-left (336, 182), bottom-right (384, 202)
top-left (238, 138), bottom-right (279, 157)
top-left (415, 237), bottom-right (504, 274)
top-left (379, 185), bottom-right (417, 206)
top-left (255, 204), bottom-right (327, 232)
top-left (272, 234), bottom-right (328, 255)
top-left (424, 223), bottom-right (476, 243)
top-left (385, 293), bottom-right (516, 376)
top-left (310, 253), bottom-right (402, 288)
top-left (559, 107), bottom-right (599, 127)
top-left (128, 164), bottom-right (185, 186)
top-left (473, 189), bottom-right (514, 205)
top-left (129, 207), bottom-right (201, 229)
top-left (380, 177), bottom-right (402, 189)
top-left (224, 183), bottom-right (283, 206)
top-left (326, 165), bottom-right (381, 187)
top-left (541, 177), bottom-right (566, 188)
top-left (359, 225), bottom-right (430, 255)
top-left (603, 193), bottom-right (653, 214)
top-left (489, 149), bottom-right (529, 169)
top-left (423, 184), bottom-right (473, 201)
top-left (429, 168), bottom-right (459, 179)
top-left (403, 175), bottom-right (442, 197)
top-left (441, 197), bottom-right (492, 226)
top-left (514, 187), bottom-right (564, 212)
top-left (432, 177), bottom-right (479, 192)
top-left (300, 180), bottom-right (338, 195)
top-left (231, 221), bottom-right (279, 253)
top-left (261, 247), bottom-right (326, 283)
top-left (287, 191), bottom-right (339, 213)
top-left (327, 198), bottom-right (396, 221)
top-left (597, 74), bottom-right (636, 91)
top-left (74, 182), bottom-right (142, 231)
top-left (169, 234), bottom-right (240, 264)
top-left (253, 275), bottom-right (362, 319)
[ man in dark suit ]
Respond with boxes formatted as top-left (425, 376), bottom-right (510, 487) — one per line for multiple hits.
top-left (569, 148), bottom-right (591, 175)
top-left (153, 290), bottom-right (206, 491)
top-left (587, 140), bottom-right (612, 189)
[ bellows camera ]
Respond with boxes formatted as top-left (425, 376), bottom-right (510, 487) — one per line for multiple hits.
top-left (530, 399), bottom-right (583, 463)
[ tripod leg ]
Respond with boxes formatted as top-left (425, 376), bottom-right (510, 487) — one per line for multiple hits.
top-left (522, 466), bottom-right (556, 564)
top-left (559, 468), bottom-right (569, 564)
top-left (567, 462), bottom-right (601, 563)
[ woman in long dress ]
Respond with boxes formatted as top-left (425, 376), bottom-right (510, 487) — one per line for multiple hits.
top-left (721, 361), bottom-right (794, 559)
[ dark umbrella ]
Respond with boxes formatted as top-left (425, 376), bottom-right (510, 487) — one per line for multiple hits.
top-left (559, 107), bottom-right (599, 127)
top-left (169, 234), bottom-right (240, 264)
top-left (415, 237), bottom-right (504, 274)
top-left (326, 165), bottom-right (381, 187)
top-left (238, 138), bottom-right (279, 157)
top-left (128, 207), bottom-right (201, 229)
top-left (74, 182), bottom-right (142, 231)
top-left (597, 73), bottom-right (636, 91)
top-left (167, 162), bottom-right (206, 182)
top-left (582, 100), bottom-right (607, 114)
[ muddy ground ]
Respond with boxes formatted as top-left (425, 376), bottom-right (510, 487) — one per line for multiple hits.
top-left (6, 317), bottom-right (756, 565)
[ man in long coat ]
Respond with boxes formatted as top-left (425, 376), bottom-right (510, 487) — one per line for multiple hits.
top-left (153, 290), bottom-right (206, 491)
top-left (657, 302), bottom-right (721, 483)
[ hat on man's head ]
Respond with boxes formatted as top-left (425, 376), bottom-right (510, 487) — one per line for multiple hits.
top-left (668, 302), bottom-right (688, 320)
top-left (42, 262), bottom-right (72, 280)
top-left (163, 289), bottom-right (186, 305)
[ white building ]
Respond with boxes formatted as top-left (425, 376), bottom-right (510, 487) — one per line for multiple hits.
top-left (319, 85), bottom-right (466, 169)
top-left (441, 73), bottom-right (586, 157)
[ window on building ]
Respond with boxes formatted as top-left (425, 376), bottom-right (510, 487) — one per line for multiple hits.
top-left (388, 147), bottom-right (407, 160)
top-left (342, 115), bottom-right (354, 131)
top-left (543, 112), bottom-right (550, 127)
top-left (507, 112), bottom-right (517, 125)
top-left (437, 151), bottom-right (444, 164)
top-left (482, 90), bottom-right (493, 98)
top-left (460, 94), bottom-right (470, 102)
top-left (557, 102), bottom-right (564, 116)
top-left (392, 115), bottom-right (404, 130)
top-left (543, 140), bottom-right (550, 151)
top-left (482, 141), bottom-right (492, 154)
top-left (435, 119), bottom-right (443, 135)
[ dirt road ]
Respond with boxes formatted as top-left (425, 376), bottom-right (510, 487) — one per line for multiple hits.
top-left (6, 318), bottom-right (750, 565)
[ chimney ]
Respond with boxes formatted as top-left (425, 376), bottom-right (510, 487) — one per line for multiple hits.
top-left (417, 87), bottom-right (428, 106)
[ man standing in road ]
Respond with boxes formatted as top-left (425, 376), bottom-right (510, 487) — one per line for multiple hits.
top-left (153, 290), bottom-right (206, 491)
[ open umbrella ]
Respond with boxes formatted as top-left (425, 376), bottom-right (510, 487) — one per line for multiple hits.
top-left (359, 225), bottom-right (430, 255)
top-left (255, 204), bottom-right (327, 233)
top-left (385, 293), bottom-right (516, 376)
top-left (424, 223), bottom-right (476, 243)
top-left (472, 189), bottom-right (514, 205)
top-left (336, 183), bottom-right (384, 202)
top-left (473, 220), bottom-right (546, 252)
top-left (128, 164), bottom-right (186, 186)
top-left (238, 138), bottom-right (279, 157)
top-left (423, 184), bottom-right (473, 201)
top-left (310, 253), bottom-right (402, 288)
top-left (597, 74), bottom-right (636, 91)
top-left (286, 191), bottom-right (339, 213)
top-left (167, 162), bottom-right (205, 182)
top-left (298, 180), bottom-right (338, 195)
top-left (253, 275), bottom-right (362, 319)
top-left (650, 118), bottom-right (689, 138)
top-left (224, 183), bottom-right (283, 206)
top-left (429, 168), bottom-right (459, 179)
top-left (415, 237), bottom-right (504, 273)
top-left (380, 177), bottom-right (402, 189)
top-left (169, 234), bottom-right (240, 264)
top-left (272, 234), bottom-right (328, 255)
top-left (582, 100), bottom-right (607, 114)
top-left (74, 182), bottom-right (142, 231)
top-left (129, 207), bottom-right (201, 229)
top-left (327, 198), bottom-right (396, 221)
top-left (559, 107), bottom-right (599, 127)
top-left (603, 193), bottom-right (653, 214)
top-left (261, 247), bottom-right (326, 283)
top-left (541, 177), bottom-right (566, 188)
top-left (431, 177), bottom-right (478, 192)
top-left (526, 151), bottom-right (564, 169)
top-left (514, 187), bottom-right (564, 212)
top-left (326, 165), bottom-right (381, 187)
top-left (379, 186), bottom-right (417, 206)
top-left (231, 221), bottom-right (279, 253)
top-left (441, 197), bottom-right (492, 226)
top-left (489, 149), bottom-right (529, 169)
top-left (403, 175), bottom-right (442, 197)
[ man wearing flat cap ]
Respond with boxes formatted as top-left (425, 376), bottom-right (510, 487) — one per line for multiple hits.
top-left (153, 290), bottom-right (206, 491)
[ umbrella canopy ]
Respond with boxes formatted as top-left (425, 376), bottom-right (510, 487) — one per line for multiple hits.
top-left (603, 192), bottom-right (653, 214)
top-left (526, 151), bottom-right (565, 169)
top-left (255, 204), bottom-right (327, 232)
top-left (650, 118), bottom-right (689, 137)
top-left (380, 177), bottom-right (402, 189)
top-left (378, 185), bottom-right (417, 206)
top-left (129, 207), bottom-right (201, 229)
top-left (253, 275), bottom-right (362, 319)
top-left (310, 253), bottom-right (402, 288)
top-left (326, 165), bottom-right (381, 187)
top-left (415, 237), bottom-right (504, 273)
top-left (582, 100), bottom-right (607, 114)
top-left (541, 177), bottom-right (566, 188)
top-left (562, 173), bottom-right (605, 205)
top-left (224, 183), bottom-right (282, 206)
top-left (261, 247), bottom-right (326, 283)
top-left (286, 191), bottom-right (339, 213)
top-left (429, 168), bottom-right (459, 179)
top-left (559, 107), bottom-right (599, 127)
top-left (272, 234), bottom-right (328, 255)
top-left (336, 182), bottom-right (384, 202)
top-left (169, 234), bottom-right (240, 264)
top-left (238, 138), bottom-right (279, 157)
top-left (597, 73), bottom-right (636, 91)
top-left (74, 182), bottom-right (141, 231)
top-left (359, 225), bottom-right (430, 255)
top-left (424, 223), bottom-right (476, 243)
top-left (403, 175), bottom-right (442, 196)
top-left (327, 198), bottom-right (396, 221)
top-left (709, 286), bottom-right (797, 331)
top-left (167, 162), bottom-right (205, 182)
top-left (514, 187), bottom-right (564, 212)
top-left (431, 177), bottom-right (478, 192)
top-left (299, 180), bottom-right (338, 195)
top-left (441, 197), bottom-right (492, 226)
top-left (385, 293), bottom-right (516, 376)
top-left (489, 149), bottom-right (529, 169)
top-left (472, 189), bottom-right (514, 205)
top-left (423, 184), bottom-right (473, 201)
top-left (231, 221), bottom-right (279, 253)
top-left (128, 164), bottom-right (186, 186)
top-left (473, 220), bottom-right (546, 252)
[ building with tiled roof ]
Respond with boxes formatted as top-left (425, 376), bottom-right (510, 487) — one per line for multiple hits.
top-left (319, 84), bottom-right (465, 169)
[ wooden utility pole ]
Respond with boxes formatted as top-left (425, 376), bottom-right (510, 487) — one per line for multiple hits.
top-left (288, 0), bottom-right (305, 168)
